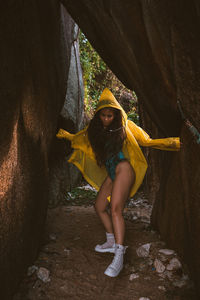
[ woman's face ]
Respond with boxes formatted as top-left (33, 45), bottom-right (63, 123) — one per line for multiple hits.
top-left (99, 108), bottom-right (115, 128)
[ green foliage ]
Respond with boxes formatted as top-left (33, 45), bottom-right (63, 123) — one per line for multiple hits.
top-left (79, 31), bottom-right (107, 116)
top-left (64, 186), bottom-right (97, 206)
top-left (127, 109), bottom-right (139, 124)
top-left (79, 31), bottom-right (139, 124)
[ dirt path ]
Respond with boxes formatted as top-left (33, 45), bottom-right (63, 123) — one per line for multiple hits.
top-left (14, 191), bottom-right (196, 300)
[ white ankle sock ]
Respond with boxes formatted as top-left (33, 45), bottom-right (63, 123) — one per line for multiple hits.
top-left (106, 232), bottom-right (115, 246)
top-left (106, 232), bottom-right (114, 239)
top-left (115, 243), bottom-right (124, 250)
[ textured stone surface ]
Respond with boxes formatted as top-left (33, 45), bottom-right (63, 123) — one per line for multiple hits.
top-left (0, 2), bottom-right (75, 299)
top-left (61, 24), bottom-right (84, 130)
top-left (48, 23), bottom-right (84, 207)
top-left (61, 0), bottom-right (200, 295)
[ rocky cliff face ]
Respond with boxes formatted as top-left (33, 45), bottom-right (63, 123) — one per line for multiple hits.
top-left (61, 0), bottom-right (200, 295)
top-left (0, 2), bottom-right (83, 299)
top-left (48, 23), bottom-right (84, 207)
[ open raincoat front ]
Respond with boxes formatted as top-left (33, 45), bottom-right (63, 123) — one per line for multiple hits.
top-left (57, 88), bottom-right (180, 198)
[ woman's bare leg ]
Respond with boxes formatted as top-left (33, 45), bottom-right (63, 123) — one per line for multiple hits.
top-left (111, 161), bottom-right (135, 245)
top-left (104, 162), bottom-right (135, 277)
top-left (94, 176), bottom-right (113, 233)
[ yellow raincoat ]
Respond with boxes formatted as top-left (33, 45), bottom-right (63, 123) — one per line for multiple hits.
top-left (57, 88), bottom-right (180, 198)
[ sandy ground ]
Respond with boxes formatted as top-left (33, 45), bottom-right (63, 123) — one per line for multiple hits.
top-left (14, 191), bottom-right (196, 300)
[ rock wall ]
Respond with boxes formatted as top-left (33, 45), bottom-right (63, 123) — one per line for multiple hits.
top-left (61, 0), bottom-right (200, 296)
top-left (49, 23), bottom-right (84, 207)
top-left (0, 2), bottom-right (76, 299)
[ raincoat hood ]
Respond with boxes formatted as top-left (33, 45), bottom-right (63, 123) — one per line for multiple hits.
top-left (95, 88), bottom-right (127, 124)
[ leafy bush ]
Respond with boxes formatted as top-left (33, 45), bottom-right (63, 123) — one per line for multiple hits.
top-left (79, 31), bottom-right (139, 124)
top-left (64, 186), bottom-right (97, 206)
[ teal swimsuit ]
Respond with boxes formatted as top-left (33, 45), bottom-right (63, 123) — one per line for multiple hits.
top-left (105, 150), bottom-right (126, 181)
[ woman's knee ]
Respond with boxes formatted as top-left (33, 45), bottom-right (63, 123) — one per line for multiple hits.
top-left (111, 204), bottom-right (123, 218)
top-left (94, 200), bottom-right (106, 215)
top-left (94, 177), bottom-right (112, 213)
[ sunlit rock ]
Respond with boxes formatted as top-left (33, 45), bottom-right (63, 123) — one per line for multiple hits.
top-left (136, 243), bottom-right (151, 257)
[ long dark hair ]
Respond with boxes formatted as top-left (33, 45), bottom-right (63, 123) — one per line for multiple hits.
top-left (87, 108), bottom-right (126, 166)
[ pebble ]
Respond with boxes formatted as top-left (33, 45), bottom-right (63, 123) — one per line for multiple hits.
top-left (136, 243), bottom-right (151, 257)
top-left (158, 254), bottom-right (168, 262)
top-left (166, 258), bottom-right (182, 271)
top-left (172, 280), bottom-right (186, 288)
top-left (67, 192), bottom-right (75, 199)
top-left (49, 233), bottom-right (57, 241)
top-left (129, 266), bottom-right (136, 273)
top-left (146, 258), bottom-right (153, 266)
top-left (172, 274), bottom-right (189, 288)
top-left (78, 184), bottom-right (97, 191)
top-left (27, 265), bottom-right (38, 276)
top-left (158, 285), bottom-right (166, 291)
top-left (154, 259), bottom-right (165, 273)
top-left (64, 248), bottom-right (71, 255)
top-left (159, 270), bottom-right (173, 280)
top-left (159, 249), bottom-right (175, 256)
top-left (141, 217), bottom-right (150, 224)
top-left (129, 273), bottom-right (139, 281)
top-left (33, 279), bottom-right (42, 289)
top-left (37, 267), bottom-right (50, 283)
top-left (139, 298), bottom-right (150, 300)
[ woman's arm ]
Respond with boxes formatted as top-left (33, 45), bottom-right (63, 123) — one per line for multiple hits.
top-left (127, 120), bottom-right (180, 151)
top-left (56, 128), bottom-right (75, 141)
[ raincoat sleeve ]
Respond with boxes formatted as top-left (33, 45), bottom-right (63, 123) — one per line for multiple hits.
top-left (56, 127), bottom-right (107, 192)
top-left (56, 128), bottom-right (75, 141)
top-left (127, 120), bottom-right (180, 151)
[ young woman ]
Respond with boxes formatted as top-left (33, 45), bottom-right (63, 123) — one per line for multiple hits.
top-left (57, 88), bottom-right (180, 277)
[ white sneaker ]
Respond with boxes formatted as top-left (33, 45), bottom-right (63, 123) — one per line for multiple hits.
top-left (104, 244), bottom-right (126, 277)
top-left (95, 242), bottom-right (116, 253)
